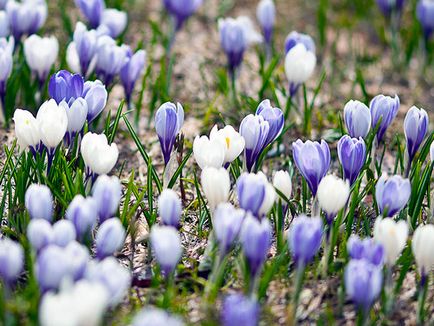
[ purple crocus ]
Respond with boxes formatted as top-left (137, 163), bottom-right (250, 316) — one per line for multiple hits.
top-left (292, 139), bottom-right (331, 197)
top-left (370, 94), bottom-right (400, 143)
top-left (404, 106), bottom-right (428, 163)
top-left (163, 0), bottom-right (203, 31)
top-left (66, 195), bottom-right (98, 240)
top-left (219, 17), bottom-right (247, 77)
top-left (92, 175), bottom-right (122, 223)
top-left (256, 99), bottom-right (284, 147)
top-left (75, 0), bottom-right (105, 29)
top-left (337, 135), bottom-right (367, 185)
top-left (158, 189), bottom-right (182, 228)
top-left (237, 172), bottom-right (271, 218)
top-left (83, 80), bottom-right (108, 123)
top-left (150, 225), bottom-right (183, 277)
top-left (284, 31), bottom-right (316, 55)
top-left (343, 100), bottom-right (371, 139)
top-left (417, 0), bottom-right (434, 41)
top-left (240, 214), bottom-right (272, 278)
top-left (73, 22), bottom-right (98, 78)
top-left (375, 174), bottom-right (411, 217)
top-left (222, 294), bottom-right (259, 326)
top-left (95, 218), bottom-right (126, 260)
top-left (155, 102), bottom-right (184, 165)
top-left (256, 0), bottom-right (275, 46)
top-left (25, 184), bottom-right (53, 221)
top-left (347, 235), bottom-right (385, 267)
top-left (48, 70), bottom-right (84, 104)
top-left (288, 215), bottom-right (323, 268)
top-left (120, 47), bottom-right (146, 106)
top-left (95, 36), bottom-right (128, 86)
top-left (0, 37), bottom-right (13, 110)
top-left (376, 0), bottom-right (406, 16)
top-left (5, 0), bottom-right (47, 40)
top-left (0, 238), bottom-right (23, 284)
top-left (345, 259), bottom-right (383, 313)
top-left (239, 114), bottom-right (270, 172)
top-left (213, 203), bottom-right (245, 256)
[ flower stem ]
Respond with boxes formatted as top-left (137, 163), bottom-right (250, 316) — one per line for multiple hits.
top-left (417, 273), bottom-right (428, 325)
top-left (291, 264), bottom-right (305, 322)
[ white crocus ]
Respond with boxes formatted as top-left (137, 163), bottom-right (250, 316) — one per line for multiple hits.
top-left (257, 172), bottom-right (276, 216)
top-left (13, 109), bottom-right (40, 151)
top-left (100, 9), bottom-right (127, 38)
top-left (317, 175), bottom-right (350, 218)
top-left (201, 167), bottom-right (230, 211)
top-left (150, 225), bottom-right (183, 274)
top-left (373, 217), bottom-right (408, 266)
top-left (210, 125), bottom-right (245, 165)
top-left (412, 224), bottom-right (434, 274)
top-left (236, 15), bottom-right (263, 45)
top-left (193, 135), bottom-right (226, 169)
top-left (66, 42), bottom-right (81, 75)
top-left (81, 132), bottom-right (119, 175)
top-left (273, 170), bottom-right (292, 200)
top-left (284, 43), bottom-right (316, 85)
top-left (24, 35), bottom-right (59, 82)
top-left (60, 98), bottom-right (88, 136)
top-left (36, 99), bottom-right (68, 151)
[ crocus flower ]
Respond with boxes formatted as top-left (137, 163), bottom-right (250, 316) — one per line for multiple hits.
top-left (81, 132), bottom-right (119, 177)
top-left (370, 94), bottom-right (400, 143)
top-left (158, 189), bottom-right (182, 227)
top-left (85, 257), bottom-right (131, 306)
top-left (193, 134), bottom-right (226, 169)
top-left (288, 215), bottom-right (323, 267)
top-left (52, 220), bottom-right (77, 248)
top-left (66, 195), bottom-right (98, 239)
top-left (60, 98), bottom-right (88, 144)
top-left (100, 8), bottom-right (127, 38)
top-left (256, 99), bottom-right (284, 147)
top-left (92, 175), bottom-right (122, 223)
top-left (373, 217), bottom-right (408, 266)
top-left (132, 308), bottom-right (184, 326)
top-left (256, 0), bottom-right (275, 45)
top-left (0, 238), bottom-right (23, 284)
top-left (6, 0), bottom-right (47, 40)
top-left (95, 218), bottom-right (126, 259)
top-left (27, 219), bottom-right (54, 252)
top-left (375, 174), bottom-right (411, 217)
top-left (163, 0), bottom-right (203, 31)
top-left (284, 31), bottom-right (316, 55)
top-left (213, 203), bottom-right (245, 256)
top-left (120, 47), bottom-right (146, 106)
top-left (337, 135), bottom-right (367, 185)
top-left (70, 22), bottom-right (99, 77)
top-left (74, 0), bottom-right (105, 28)
top-left (13, 109), bottom-right (40, 152)
top-left (237, 172), bottom-right (275, 218)
top-left (239, 114), bottom-right (270, 172)
top-left (417, 0), bottom-right (434, 40)
top-left (201, 167), bottom-right (230, 211)
top-left (155, 102), bottom-right (184, 165)
top-left (404, 106), bottom-right (428, 163)
top-left (273, 170), bottom-right (292, 200)
top-left (292, 139), bottom-right (330, 197)
top-left (345, 259), bottom-right (383, 313)
top-left (0, 36), bottom-right (13, 108)
top-left (23, 35), bottom-right (59, 85)
top-left (240, 214), bottom-right (272, 277)
top-left (412, 224), bottom-right (434, 276)
top-left (0, 11), bottom-right (9, 38)
top-left (209, 125), bottom-right (245, 166)
top-left (64, 241), bottom-right (90, 281)
top-left (25, 184), bottom-right (53, 221)
top-left (343, 100), bottom-right (371, 139)
top-left (83, 80), bottom-right (108, 123)
top-left (48, 70), bottom-right (84, 104)
top-left (150, 225), bottom-right (183, 277)
top-left (221, 294), bottom-right (259, 326)
top-left (347, 235), bottom-right (385, 267)
top-left (95, 36), bottom-right (128, 85)
top-left (376, 0), bottom-right (406, 16)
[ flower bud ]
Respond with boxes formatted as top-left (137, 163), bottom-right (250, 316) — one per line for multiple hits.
top-left (158, 189), bottom-right (182, 228)
top-left (347, 235), bottom-right (384, 266)
top-left (24, 35), bottom-right (59, 83)
top-left (66, 195), bottom-right (98, 238)
top-left (273, 170), bottom-right (292, 200)
top-left (343, 100), bottom-right (371, 139)
top-left (370, 94), bottom-right (400, 143)
top-left (404, 106), bottom-right (428, 162)
top-left (373, 217), bottom-right (408, 266)
top-left (52, 220), bottom-right (77, 247)
top-left (193, 134), bottom-right (226, 169)
top-left (284, 41), bottom-right (316, 95)
top-left (201, 167), bottom-right (230, 211)
top-left (92, 174), bottom-right (122, 223)
top-left (375, 174), bottom-right (411, 217)
top-left (27, 219), bottom-right (54, 252)
top-left (284, 31), bottom-right (316, 55)
top-left (337, 136), bottom-right (366, 185)
top-left (100, 9), bottom-right (127, 38)
top-left (13, 109), bottom-right (41, 152)
top-left (6, 0), bottom-right (47, 40)
top-left (155, 102), bottom-right (184, 165)
top-left (72, 22), bottom-right (98, 77)
top-left (95, 36), bottom-right (128, 85)
top-left (317, 175), bottom-right (350, 224)
top-left (237, 172), bottom-right (275, 217)
top-left (48, 70), bottom-right (84, 104)
top-left (36, 99), bottom-right (68, 151)
top-left (0, 12), bottom-right (9, 38)
top-left (0, 238), bottom-right (24, 283)
top-left (150, 225), bottom-right (182, 277)
top-left (417, 0), bottom-right (434, 40)
top-left (25, 184), bottom-right (53, 221)
top-left (65, 241), bottom-right (90, 281)
top-left (74, 0), bottom-right (105, 28)
top-left (132, 308), bottom-right (184, 326)
top-left (61, 98), bottom-right (88, 143)
top-left (221, 294), bottom-right (259, 326)
top-left (95, 218), bottom-right (126, 259)
top-left (0, 37), bottom-right (13, 96)
top-left (83, 80), bottom-right (108, 123)
top-left (120, 48), bottom-right (146, 104)
top-left (163, 0), bottom-right (203, 31)
top-left (81, 132), bottom-right (119, 176)
top-left (209, 125), bottom-right (245, 166)
top-left (412, 224), bottom-right (434, 275)
top-left (256, 99), bottom-right (284, 147)
top-left (256, 0), bottom-right (275, 44)
top-left (214, 203), bottom-right (245, 255)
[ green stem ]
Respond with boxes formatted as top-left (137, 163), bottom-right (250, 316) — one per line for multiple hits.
top-left (162, 273), bottom-right (175, 309)
top-left (416, 274), bottom-right (428, 325)
top-left (292, 265), bottom-right (305, 322)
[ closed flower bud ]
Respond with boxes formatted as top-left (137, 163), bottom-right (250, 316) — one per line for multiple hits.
top-left (209, 125), bottom-right (245, 166)
top-left (72, 22), bottom-right (98, 77)
top-left (222, 294), bottom-right (259, 326)
top-left (417, 0), bottom-right (434, 40)
top-left (193, 134), bottom-right (226, 169)
top-left (284, 31), bottom-right (316, 55)
top-left (95, 218), bottom-right (126, 259)
top-left (66, 195), bottom-right (98, 238)
top-left (100, 9), bottom-right (127, 38)
top-left (163, 0), bottom-right (203, 31)
top-left (52, 220), bottom-right (77, 248)
top-left (158, 189), bottom-right (182, 228)
top-left (214, 203), bottom-right (245, 255)
top-left (95, 36), bottom-right (128, 85)
top-left (0, 37), bottom-right (14, 96)
top-left (347, 235), bottom-right (384, 266)
top-left (256, 0), bottom-right (275, 44)
top-left (404, 106), bottom-right (428, 162)
top-left (24, 35), bottom-right (59, 83)
top-left (343, 100), bottom-right (371, 138)
top-left (48, 70), bottom-right (84, 104)
top-left (240, 214), bottom-right (271, 277)
top-left (132, 308), bottom-right (184, 326)
top-left (256, 99), bottom-right (284, 147)
top-left (92, 175), bottom-right (122, 222)
top-left (74, 0), bottom-right (105, 28)
top-left (64, 241), bottom-right (90, 281)
top-left (375, 174), bottom-right (411, 217)
top-left (120, 48), bottom-right (146, 105)
top-left (6, 0), bottom-right (47, 40)
top-left (237, 172), bottom-right (275, 217)
top-left (292, 139), bottom-right (330, 197)
top-left (0, 12), bottom-right (9, 38)
top-left (13, 109), bottom-right (41, 152)
top-left (150, 225), bottom-right (182, 277)
top-left (0, 238), bottom-right (24, 283)
top-left (373, 217), bottom-right (408, 266)
top-left (345, 259), bottom-right (383, 311)
top-left (27, 219), bottom-right (54, 252)
top-left (81, 132), bottom-right (119, 176)
top-left (370, 94), bottom-right (400, 143)
top-left (83, 80), bottom-right (108, 123)
top-left (288, 215), bottom-right (323, 267)
top-left (36, 99), bottom-right (68, 151)
top-left (61, 98), bottom-right (88, 143)
top-left (412, 224), bottom-right (434, 275)
top-left (284, 41), bottom-right (316, 95)
top-left (337, 136), bottom-right (366, 185)
top-left (239, 114), bottom-right (270, 172)
top-left (25, 184), bottom-right (53, 221)
top-left (317, 175), bottom-right (350, 224)
top-left (155, 102), bottom-right (184, 165)
top-left (201, 167), bottom-right (230, 211)
top-left (273, 170), bottom-right (292, 200)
